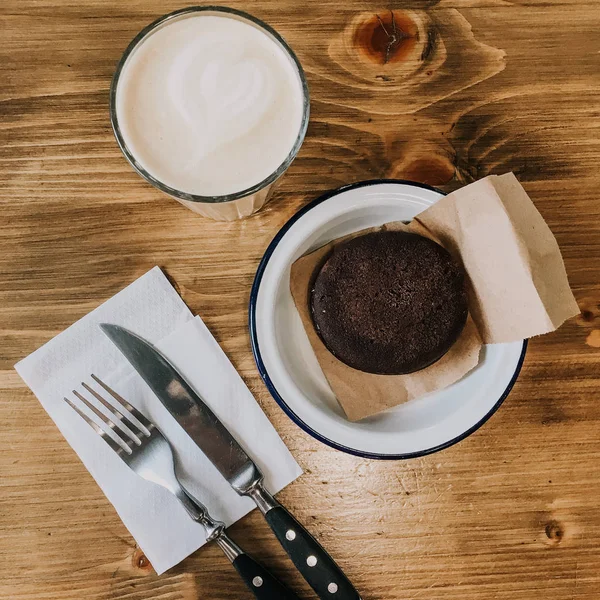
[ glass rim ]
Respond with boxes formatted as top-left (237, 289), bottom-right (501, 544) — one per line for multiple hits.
top-left (109, 5), bottom-right (310, 204)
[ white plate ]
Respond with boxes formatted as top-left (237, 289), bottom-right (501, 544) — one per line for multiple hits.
top-left (250, 181), bottom-right (526, 459)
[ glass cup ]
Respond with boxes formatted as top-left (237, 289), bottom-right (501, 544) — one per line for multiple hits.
top-left (109, 6), bottom-right (310, 221)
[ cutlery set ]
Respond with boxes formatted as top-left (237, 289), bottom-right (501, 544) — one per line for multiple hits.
top-left (63, 324), bottom-right (361, 599)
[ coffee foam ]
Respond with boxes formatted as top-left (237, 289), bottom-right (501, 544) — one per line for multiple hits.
top-left (116, 14), bottom-right (305, 197)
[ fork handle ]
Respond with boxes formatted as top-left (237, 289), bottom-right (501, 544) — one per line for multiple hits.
top-left (178, 491), bottom-right (300, 600)
top-left (214, 533), bottom-right (301, 600)
top-left (232, 552), bottom-right (301, 600)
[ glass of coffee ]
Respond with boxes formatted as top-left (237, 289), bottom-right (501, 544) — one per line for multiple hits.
top-left (110, 6), bottom-right (309, 221)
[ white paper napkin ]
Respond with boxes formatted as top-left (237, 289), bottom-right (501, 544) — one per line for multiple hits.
top-left (15, 267), bottom-right (302, 574)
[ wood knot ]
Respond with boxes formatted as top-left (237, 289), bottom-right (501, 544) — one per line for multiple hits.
top-left (132, 547), bottom-right (153, 573)
top-left (575, 297), bottom-right (600, 327)
top-left (580, 309), bottom-right (595, 322)
top-left (353, 10), bottom-right (418, 65)
top-left (545, 520), bottom-right (564, 544)
top-left (575, 297), bottom-right (600, 346)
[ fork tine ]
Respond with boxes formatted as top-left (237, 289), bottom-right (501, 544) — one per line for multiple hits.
top-left (64, 396), bottom-right (129, 454)
top-left (73, 390), bottom-right (140, 447)
top-left (81, 381), bottom-right (146, 440)
top-left (91, 374), bottom-right (153, 434)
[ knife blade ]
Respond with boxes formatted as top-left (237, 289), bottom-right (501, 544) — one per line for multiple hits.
top-left (99, 323), bottom-right (259, 493)
top-left (101, 323), bottom-right (361, 600)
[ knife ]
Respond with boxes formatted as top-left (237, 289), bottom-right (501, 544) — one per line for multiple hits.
top-left (101, 323), bottom-right (361, 600)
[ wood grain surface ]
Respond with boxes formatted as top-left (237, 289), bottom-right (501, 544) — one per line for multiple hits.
top-left (2, 1), bottom-right (600, 598)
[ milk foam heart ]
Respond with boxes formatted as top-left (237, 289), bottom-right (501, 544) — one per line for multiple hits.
top-left (115, 13), bottom-right (305, 197)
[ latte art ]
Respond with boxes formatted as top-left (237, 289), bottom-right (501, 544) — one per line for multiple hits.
top-left (167, 40), bottom-right (276, 170)
top-left (115, 14), bottom-right (305, 197)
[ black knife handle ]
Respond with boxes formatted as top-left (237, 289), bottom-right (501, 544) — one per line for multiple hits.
top-left (264, 504), bottom-right (361, 599)
top-left (232, 553), bottom-right (301, 600)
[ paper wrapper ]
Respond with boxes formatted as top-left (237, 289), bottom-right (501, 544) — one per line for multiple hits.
top-left (290, 173), bottom-right (579, 421)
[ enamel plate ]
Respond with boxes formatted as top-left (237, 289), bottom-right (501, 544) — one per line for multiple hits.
top-left (250, 180), bottom-right (527, 459)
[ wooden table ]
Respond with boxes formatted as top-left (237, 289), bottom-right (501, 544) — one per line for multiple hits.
top-left (2, 1), bottom-right (599, 598)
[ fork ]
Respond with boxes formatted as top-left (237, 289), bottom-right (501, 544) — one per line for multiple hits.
top-left (64, 374), bottom-right (301, 600)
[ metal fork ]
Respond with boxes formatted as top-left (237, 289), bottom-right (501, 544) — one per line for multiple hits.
top-left (64, 374), bottom-right (300, 600)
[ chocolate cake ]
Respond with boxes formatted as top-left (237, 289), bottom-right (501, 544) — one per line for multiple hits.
top-left (310, 230), bottom-right (468, 375)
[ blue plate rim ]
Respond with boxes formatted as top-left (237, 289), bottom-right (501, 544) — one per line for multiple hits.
top-left (249, 179), bottom-right (528, 460)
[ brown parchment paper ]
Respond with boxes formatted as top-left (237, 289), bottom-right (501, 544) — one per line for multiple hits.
top-left (290, 173), bottom-right (579, 422)
top-left (415, 173), bottom-right (580, 343)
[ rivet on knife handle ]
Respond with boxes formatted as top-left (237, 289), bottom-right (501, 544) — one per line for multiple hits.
top-left (250, 485), bottom-right (362, 600)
